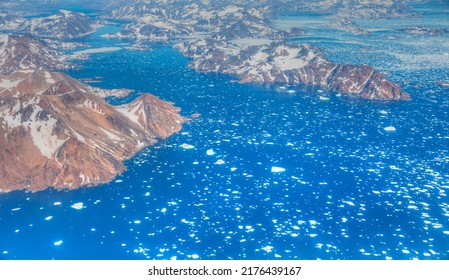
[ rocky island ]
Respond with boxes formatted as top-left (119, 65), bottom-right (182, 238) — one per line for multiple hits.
top-left (176, 39), bottom-right (409, 100)
top-left (0, 70), bottom-right (185, 193)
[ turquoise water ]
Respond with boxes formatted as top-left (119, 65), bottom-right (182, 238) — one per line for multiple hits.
top-left (1, 6), bottom-right (449, 260)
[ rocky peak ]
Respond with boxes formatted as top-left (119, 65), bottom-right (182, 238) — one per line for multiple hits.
top-left (0, 70), bottom-right (185, 193)
top-left (0, 33), bottom-right (72, 75)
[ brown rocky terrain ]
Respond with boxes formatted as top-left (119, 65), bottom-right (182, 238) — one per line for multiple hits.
top-left (0, 70), bottom-right (186, 193)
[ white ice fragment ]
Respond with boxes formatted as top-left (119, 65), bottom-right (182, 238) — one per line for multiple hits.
top-left (261, 246), bottom-right (274, 253)
top-left (134, 220), bottom-right (141, 224)
top-left (206, 149), bottom-right (216, 156)
top-left (379, 110), bottom-right (388, 115)
top-left (287, 90), bottom-right (296, 94)
top-left (180, 144), bottom-right (195, 149)
top-left (11, 208), bottom-right (21, 212)
top-left (384, 126), bottom-right (396, 132)
top-left (230, 167), bottom-right (237, 171)
top-left (214, 159), bottom-right (225, 165)
top-left (319, 96), bottom-right (329, 101)
top-left (115, 179), bottom-right (123, 183)
top-left (271, 167), bottom-right (286, 173)
top-left (161, 208), bottom-right (167, 213)
top-left (191, 254), bottom-right (199, 259)
top-left (54, 240), bottom-right (63, 246)
top-left (53, 202), bottom-right (62, 206)
top-left (45, 216), bottom-right (53, 221)
top-left (71, 202), bottom-right (84, 210)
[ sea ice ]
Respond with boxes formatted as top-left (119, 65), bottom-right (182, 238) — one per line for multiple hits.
top-left (71, 202), bottom-right (84, 210)
top-left (45, 216), bottom-right (53, 221)
top-left (319, 96), bottom-right (330, 101)
top-left (271, 167), bottom-right (286, 173)
top-left (206, 149), bottom-right (216, 156)
top-left (54, 240), bottom-right (63, 246)
top-left (214, 159), bottom-right (225, 165)
top-left (384, 126), bottom-right (396, 132)
top-left (180, 143), bottom-right (195, 149)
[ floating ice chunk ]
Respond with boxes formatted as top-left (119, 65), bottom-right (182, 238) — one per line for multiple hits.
top-left (261, 246), bottom-right (274, 253)
top-left (206, 149), bottom-right (216, 156)
top-left (402, 249), bottom-right (410, 254)
top-left (180, 144), bottom-right (195, 149)
top-left (271, 167), bottom-right (286, 173)
top-left (161, 208), bottom-right (167, 213)
top-left (444, 231), bottom-right (449, 235)
top-left (2, 251), bottom-right (7, 254)
top-left (384, 126), bottom-right (396, 132)
top-left (170, 256), bottom-right (177, 260)
top-left (134, 220), bottom-right (141, 224)
top-left (45, 216), bottom-right (53, 221)
top-left (319, 96), bottom-right (329, 101)
top-left (191, 254), bottom-right (200, 259)
top-left (54, 240), bottom-right (63, 246)
top-left (115, 179), bottom-right (123, 183)
top-left (309, 234), bottom-right (318, 237)
top-left (230, 167), bottom-right (237, 171)
top-left (279, 86), bottom-right (287, 90)
top-left (287, 90), bottom-right (296, 94)
top-left (53, 202), bottom-right (62, 206)
top-left (379, 110), bottom-right (388, 115)
top-left (71, 202), bottom-right (84, 210)
top-left (214, 159), bottom-right (225, 165)
top-left (12, 208), bottom-right (21, 211)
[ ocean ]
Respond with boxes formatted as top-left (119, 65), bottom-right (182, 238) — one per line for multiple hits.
top-left (0, 4), bottom-right (448, 260)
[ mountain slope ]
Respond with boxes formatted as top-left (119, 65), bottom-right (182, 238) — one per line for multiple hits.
top-left (0, 70), bottom-right (185, 192)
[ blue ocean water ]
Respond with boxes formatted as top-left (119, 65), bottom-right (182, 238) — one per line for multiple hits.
top-left (1, 6), bottom-right (449, 260)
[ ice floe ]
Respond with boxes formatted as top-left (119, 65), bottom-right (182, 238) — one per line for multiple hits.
top-left (71, 202), bottom-right (84, 210)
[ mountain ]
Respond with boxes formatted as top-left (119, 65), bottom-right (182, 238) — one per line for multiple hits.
top-left (399, 26), bottom-right (449, 36)
top-left (0, 70), bottom-right (185, 193)
top-left (0, 13), bottom-right (24, 30)
top-left (329, 18), bottom-right (369, 35)
top-left (18, 10), bottom-right (98, 39)
top-left (0, 33), bottom-right (73, 75)
top-left (105, 14), bottom-right (195, 42)
top-left (176, 39), bottom-right (410, 100)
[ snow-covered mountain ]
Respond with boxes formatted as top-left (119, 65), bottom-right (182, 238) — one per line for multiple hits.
top-left (0, 70), bottom-right (185, 192)
top-left (0, 33), bottom-right (72, 75)
top-left (18, 10), bottom-right (98, 39)
top-left (105, 14), bottom-right (195, 42)
top-left (0, 13), bottom-right (24, 31)
top-left (176, 39), bottom-right (409, 100)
